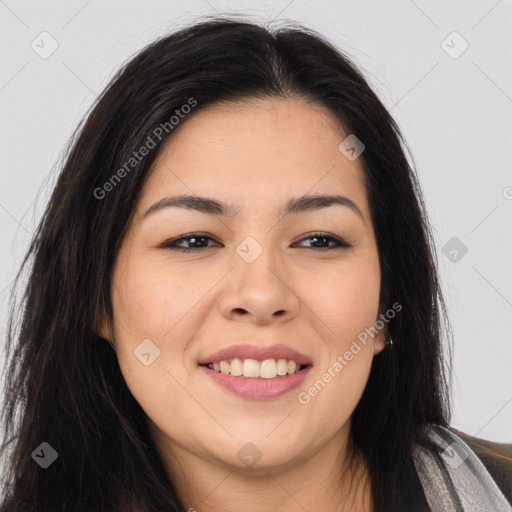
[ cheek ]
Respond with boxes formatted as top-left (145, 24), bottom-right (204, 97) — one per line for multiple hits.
top-left (109, 259), bottom-right (204, 432)
top-left (111, 257), bottom-right (204, 341)
top-left (110, 256), bottom-right (218, 390)
top-left (302, 258), bottom-right (381, 343)
top-left (308, 257), bottom-right (380, 422)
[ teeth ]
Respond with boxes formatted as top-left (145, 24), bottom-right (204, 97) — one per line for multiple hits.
top-left (276, 358), bottom-right (288, 375)
top-left (205, 358), bottom-right (304, 378)
top-left (287, 360), bottom-right (297, 374)
top-left (230, 358), bottom-right (243, 376)
top-left (220, 360), bottom-right (230, 375)
top-left (260, 359), bottom-right (277, 379)
top-left (243, 359), bottom-right (260, 378)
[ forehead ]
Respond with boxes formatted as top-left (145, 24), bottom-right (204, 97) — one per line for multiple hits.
top-left (138, 97), bottom-right (370, 223)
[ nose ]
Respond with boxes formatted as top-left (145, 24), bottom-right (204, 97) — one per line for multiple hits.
top-left (217, 250), bottom-right (301, 325)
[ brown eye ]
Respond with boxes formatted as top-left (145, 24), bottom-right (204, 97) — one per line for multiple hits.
top-left (160, 233), bottom-right (221, 252)
top-left (160, 231), bottom-right (352, 253)
top-left (294, 232), bottom-right (352, 250)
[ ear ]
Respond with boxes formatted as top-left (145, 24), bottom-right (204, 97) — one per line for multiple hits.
top-left (94, 312), bottom-right (112, 342)
top-left (373, 306), bottom-right (388, 356)
top-left (373, 327), bottom-right (387, 356)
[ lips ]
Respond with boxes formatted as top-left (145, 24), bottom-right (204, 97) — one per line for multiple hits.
top-left (197, 343), bottom-right (313, 367)
top-left (199, 364), bottom-right (312, 400)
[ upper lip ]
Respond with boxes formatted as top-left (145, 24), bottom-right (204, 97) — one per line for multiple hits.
top-left (198, 343), bottom-right (313, 366)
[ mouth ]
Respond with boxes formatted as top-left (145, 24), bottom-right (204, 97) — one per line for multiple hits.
top-left (197, 343), bottom-right (313, 399)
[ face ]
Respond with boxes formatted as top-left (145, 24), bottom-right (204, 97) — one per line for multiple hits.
top-left (101, 97), bottom-right (386, 476)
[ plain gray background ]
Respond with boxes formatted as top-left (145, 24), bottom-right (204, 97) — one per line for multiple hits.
top-left (1, 0), bottom-right (511, 442)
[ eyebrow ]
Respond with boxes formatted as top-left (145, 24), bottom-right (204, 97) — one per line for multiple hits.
top-left (141, 193), bottom-right (364, 221)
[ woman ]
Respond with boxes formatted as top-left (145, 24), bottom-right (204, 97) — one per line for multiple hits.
top-left (1, 17), bottom-right (510, 512)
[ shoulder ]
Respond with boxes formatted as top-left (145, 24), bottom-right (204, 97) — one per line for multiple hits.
top-left (451, 428), bottom-right (512, 505)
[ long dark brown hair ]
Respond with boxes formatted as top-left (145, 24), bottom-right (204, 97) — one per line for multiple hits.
top-left (0, 17), bottom-right (452, 511)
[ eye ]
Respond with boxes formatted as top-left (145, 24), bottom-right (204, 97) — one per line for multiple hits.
top-left (159, 233), bottom-right (220, 252)
top-left (159, 232), bottom-right (352, 252)
top-left (293, 232), bottom-right (353, 250)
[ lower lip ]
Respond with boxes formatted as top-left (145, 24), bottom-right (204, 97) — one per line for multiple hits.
top-left (199, 365), bottom-right (312, 400)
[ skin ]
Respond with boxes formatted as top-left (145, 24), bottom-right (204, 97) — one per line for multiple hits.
top-left (100, 97), bottom-right (387, 511)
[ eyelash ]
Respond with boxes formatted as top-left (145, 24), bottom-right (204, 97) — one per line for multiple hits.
top-left (160, 232), bottom-right (353, 253)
